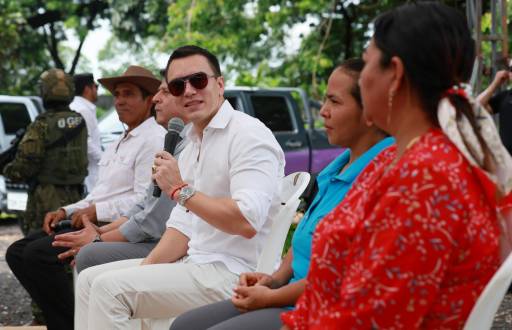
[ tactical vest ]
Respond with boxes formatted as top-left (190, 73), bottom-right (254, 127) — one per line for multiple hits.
top-left (36, 106), bottom-right (88, 185)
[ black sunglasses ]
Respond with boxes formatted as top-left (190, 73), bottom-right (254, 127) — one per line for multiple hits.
top-left (167, 72), bottom-right (217, 96)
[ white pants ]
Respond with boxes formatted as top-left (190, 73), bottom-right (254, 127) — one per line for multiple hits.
top-left (75, 258), bottom-right (239, 330)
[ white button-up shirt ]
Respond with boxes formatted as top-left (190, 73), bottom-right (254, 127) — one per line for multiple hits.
top-left (64, 117), bottom-right (166, 221)
top-left (167, 101), bottom-right (285, 275)
top-left (69, 96), bottom-right (102, 192)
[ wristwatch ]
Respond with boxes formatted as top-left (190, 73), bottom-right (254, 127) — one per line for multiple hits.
top-left (92, 233), bottom-right (102, 243)
top-left (178, 185), bottom-right (196, 206)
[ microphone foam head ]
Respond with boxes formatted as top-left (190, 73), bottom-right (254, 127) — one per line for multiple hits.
top-left (167, 117), bottom-right (185, 134)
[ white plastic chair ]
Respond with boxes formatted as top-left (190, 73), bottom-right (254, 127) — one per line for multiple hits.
top-left (256, 171), bottom-right (311, 274)
top-left (464, 252), bottom-right (512, 330)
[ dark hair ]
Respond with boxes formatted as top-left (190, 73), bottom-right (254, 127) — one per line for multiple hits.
top-left (139, 87), bottom-right (151, 99)
top-left (165, 45), bottom-right (222, 79)
top-left (73, 73), bottom-right (95, 96)
top-left (336, 58), bottom-right (365, 109)
top-left (374, 2), bottom-right (492, 167)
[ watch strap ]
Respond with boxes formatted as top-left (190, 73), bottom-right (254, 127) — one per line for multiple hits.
top-left (92, 233), bottom-right (102, 243)
top-left (178, 186), bottom-right (196, 206)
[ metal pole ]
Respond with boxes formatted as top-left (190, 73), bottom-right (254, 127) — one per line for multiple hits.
top-left (501, 0), bottom-right (509, 63)
top-left (491, 0), bottom-right (498, 79)
top-left (475, 0), bottom-right (483, 93)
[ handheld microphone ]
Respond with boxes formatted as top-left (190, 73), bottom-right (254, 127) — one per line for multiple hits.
top-left (153, 117), bottom-right (185, 197)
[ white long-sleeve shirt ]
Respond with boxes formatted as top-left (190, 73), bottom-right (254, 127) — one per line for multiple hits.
top-left (63, 116), bottom-right (166, 221)
top-left (69, 96), bottom-right (102, 192)
top-left (167, 101), bottom-right (285, 275)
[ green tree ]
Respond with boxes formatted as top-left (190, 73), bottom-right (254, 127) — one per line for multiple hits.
top-left (159, 0), bottom-right (469, 99)
top-left (0, 0), bottom-right (110, 94)
top-left (0, 0), bottom-right (167, 95)
top-left (0, 0), bottom-right (50, 94)
top-left (0, 0), bottom-right (478, 97)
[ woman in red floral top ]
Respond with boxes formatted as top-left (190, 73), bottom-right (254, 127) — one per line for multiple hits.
top-left (281, 2), bottom-right (512, 329)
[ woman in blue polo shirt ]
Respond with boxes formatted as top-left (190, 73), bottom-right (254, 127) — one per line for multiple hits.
top-left (170, 59), bottom-right (394, 330)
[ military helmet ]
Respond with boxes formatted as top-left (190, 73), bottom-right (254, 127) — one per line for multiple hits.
top-left (40, 68), bottom-right (74, 103)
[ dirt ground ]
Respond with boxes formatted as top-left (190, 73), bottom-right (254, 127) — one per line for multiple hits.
top-left (0, 219), bottom-right (512, 328)
top-left (0, 219), bottom-right (31, 326)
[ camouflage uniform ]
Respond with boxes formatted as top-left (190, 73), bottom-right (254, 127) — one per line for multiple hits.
top-left (4, 69), bottom-right (88, 235)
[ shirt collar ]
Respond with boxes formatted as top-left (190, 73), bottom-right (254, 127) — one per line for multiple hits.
top-left (181, 123), bottom-right (192, 138)
top-left (73, 96), bottom-right (96, 111)
top-left (338, 136), bottom-right (395, 182)
top-left (186, 100), bottom-right (234, 141)
top-left (319, 149), bottom-right (350, 181)
top-left (126, 116), bottom-right (158, 138)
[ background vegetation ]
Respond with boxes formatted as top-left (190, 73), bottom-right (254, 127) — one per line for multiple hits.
top-left (0, 0), bottom-right (501, 99)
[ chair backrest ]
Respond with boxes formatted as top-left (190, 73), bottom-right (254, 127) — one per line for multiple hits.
top-left (464, 252), bottom-right (512, 330)
top-left (256, 172), bottom-right (310, 274)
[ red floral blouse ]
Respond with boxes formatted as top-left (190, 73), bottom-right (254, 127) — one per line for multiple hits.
top-left (281, 129), bottom-right (500, 329)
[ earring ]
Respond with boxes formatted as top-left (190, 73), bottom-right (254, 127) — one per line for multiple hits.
top-left (387, 90), bottom-right (395, 127)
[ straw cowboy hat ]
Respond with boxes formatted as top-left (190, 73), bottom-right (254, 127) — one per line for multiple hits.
top-left (98, 65), bottom-right (160, 95)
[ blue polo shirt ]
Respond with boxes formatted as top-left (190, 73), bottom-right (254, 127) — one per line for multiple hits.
top-left (289, 137), bottom-right (394, 284)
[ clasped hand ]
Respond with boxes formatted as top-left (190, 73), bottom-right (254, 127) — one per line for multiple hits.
top-left (52, 216), bottom-right (100, 264)
top-left (70, 204), bottom-right (98, 228)
top-left (152, 151), bottom-right (185, 197)
top-left (42, 205), bottom-right (98, 235)
top-left (231, 272), bottom-right (275, 312)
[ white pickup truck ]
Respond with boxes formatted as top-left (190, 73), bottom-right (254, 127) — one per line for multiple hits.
top-left (0, 95), bottom-right (44, 214)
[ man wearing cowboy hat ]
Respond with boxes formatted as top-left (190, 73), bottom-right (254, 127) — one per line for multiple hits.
top-left (52, 71), bottom-right (191, 274)
top-left (6, 65), bottom-right (165, 330)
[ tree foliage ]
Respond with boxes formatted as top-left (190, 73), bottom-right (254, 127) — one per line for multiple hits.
top-left (0, 0), bottom-right (496, 100)
top-left (158, 0), bottom-right (469, 99)
top-left (0, 0), bottom-right (111, 94)
top-left (0, 0), bottom-right (166, 95)
top-left (0, 0), bottom-right (51, 94)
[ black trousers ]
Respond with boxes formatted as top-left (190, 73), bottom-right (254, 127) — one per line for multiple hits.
top-left (5, 228), bottom-right (75, 330)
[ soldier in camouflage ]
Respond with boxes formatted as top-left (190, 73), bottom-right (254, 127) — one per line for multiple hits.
top-left (3, 69), bottom-right (88, 326)
top-left (4, 69), bottom-right (88, 235)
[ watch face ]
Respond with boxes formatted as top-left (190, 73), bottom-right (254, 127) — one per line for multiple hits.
top-left (179, 186), bottom-right (195, 206)
top-left (180, 186), bottom-right (194, 196)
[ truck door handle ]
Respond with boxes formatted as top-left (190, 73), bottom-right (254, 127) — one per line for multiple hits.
top-left (285, 139), bottom-right (303, 148)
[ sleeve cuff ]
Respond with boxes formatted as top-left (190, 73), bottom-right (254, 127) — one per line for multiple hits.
top-left (232, 189), bottom-right (273, 232)
top-left (119, 220), bottom-right (146, 243)
top-left (95, 201), bottom-right (111, 221)
top-left (62, 205), bottom-right (75, 218)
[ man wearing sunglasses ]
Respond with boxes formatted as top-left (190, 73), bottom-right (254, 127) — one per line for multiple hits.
top-left (70, 73), bottom-right (101, 193)
top-left (75, 45), bottom-right (286, 330)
